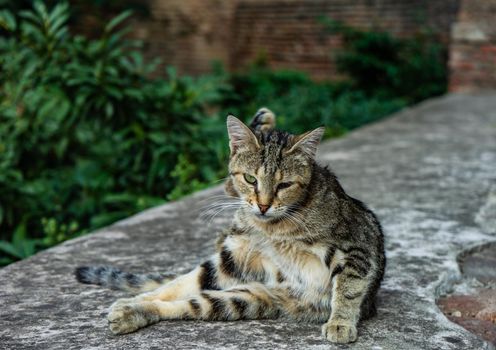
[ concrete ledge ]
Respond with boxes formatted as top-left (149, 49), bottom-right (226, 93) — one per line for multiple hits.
top-left (1, 94), bottom-right (496, 349)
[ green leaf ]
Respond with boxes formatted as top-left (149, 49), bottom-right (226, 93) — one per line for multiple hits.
top-left (19, 11), bottom-right (41, 26)
top-left (105, 102), bottom-right (114, 117)
top-left (104, 10), bottom-right (133, 33)
top-left (0, 241), bottom-right (21, 259)
top-left (50, 14), bottom-right (69, 37)
top-left (103, 193), bottom-right (137, 205)
top-left (148, 132), bottom-right (167, 144)
top-left (90, 211), bottom-right (129, 228)
top-left (0, 256), bottom-right (14, 266)
top-left (12, 223), bottom-right (27, 249)
top-left (33, 1), bottom-right (48, 18)
top-left (0, 10), bottom-right (16, 31)
top-left (48, 2), bottom-right (69, 25)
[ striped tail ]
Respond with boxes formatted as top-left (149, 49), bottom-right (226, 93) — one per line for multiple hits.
top-left (75, 266), bottom-right (173, 294)
top-left (249, 107), bottom-right (276, 133)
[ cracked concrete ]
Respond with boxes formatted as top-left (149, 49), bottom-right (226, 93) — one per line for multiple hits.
top-left (438, 242), bottom-right (496, 344)
top-left (1, 93), bottom-right (496, 349)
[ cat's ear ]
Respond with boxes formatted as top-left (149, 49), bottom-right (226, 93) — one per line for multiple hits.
top-left (287, 127), bottom-right (325, 158)
top-left (227, 115), bottom-right (260, 154)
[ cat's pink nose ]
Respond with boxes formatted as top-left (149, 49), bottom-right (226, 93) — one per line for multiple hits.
top-left (258, 204), bottom-right (270, 214)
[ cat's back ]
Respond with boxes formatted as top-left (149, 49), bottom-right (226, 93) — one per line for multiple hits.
top-left (309, 163), bottom-right (383, 241)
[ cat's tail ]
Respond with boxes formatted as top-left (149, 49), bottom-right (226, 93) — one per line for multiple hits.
top-left (249, 107), bottom-right (276, 132)
top-left (74, 265), bottom-right (173, 294)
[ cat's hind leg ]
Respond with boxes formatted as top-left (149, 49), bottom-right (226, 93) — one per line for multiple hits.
top-left (116, 233), bottom-right (264, 305)
top-left (117, 265), bottom-right (205, 305)
top-left (107, 283), bottom-right (280, 334)
top-left (113, 253), bottom-right (232, 307)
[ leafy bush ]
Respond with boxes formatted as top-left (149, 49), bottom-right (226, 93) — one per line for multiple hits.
top-left (218, 66), bottom-right (406, 136)
top-left (324, 19), bottom-right (447, 102)
top-left (0, 2), bottom-right (226, 264)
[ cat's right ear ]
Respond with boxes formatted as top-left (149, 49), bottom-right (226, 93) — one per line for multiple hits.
top-left (227, 115), bottom-right (260, 155)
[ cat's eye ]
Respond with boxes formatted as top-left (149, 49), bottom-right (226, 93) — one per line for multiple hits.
top-left (277, 182), bottom-right (293, 191)
top-left (243, 173), bottom-right (257, 185)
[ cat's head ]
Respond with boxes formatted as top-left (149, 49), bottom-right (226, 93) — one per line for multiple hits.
top-left (226, 114), bottom-right (324, 223)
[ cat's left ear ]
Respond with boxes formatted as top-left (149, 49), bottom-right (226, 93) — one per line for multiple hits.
top-left (226, 115), bottom-right (260, 155)
top-left (287, 127), bottom-right (325, 158)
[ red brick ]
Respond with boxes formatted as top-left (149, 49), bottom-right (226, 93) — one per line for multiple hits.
top-left (449, 0), bottom-right (496, 91)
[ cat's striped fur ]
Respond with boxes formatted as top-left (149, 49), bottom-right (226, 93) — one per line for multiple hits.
top-left (76, 108), bottom-right (385, 344)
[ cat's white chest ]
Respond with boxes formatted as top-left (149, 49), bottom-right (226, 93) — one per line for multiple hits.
top-left (263, 241), bottom-right (331, 292)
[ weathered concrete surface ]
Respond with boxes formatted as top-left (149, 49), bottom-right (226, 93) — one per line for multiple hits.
top-left (459, 243), bottom-right (496, 285)
top-left (438, 287), bottom-right (496, 344)
top-left (1, 93), bottom-right (496, 350)
top-left (438, 242), bottom-right (496, 344)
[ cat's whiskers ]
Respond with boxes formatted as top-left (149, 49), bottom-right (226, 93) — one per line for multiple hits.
top-left (281, 210), bottom-right (313, 238)
top-left (197, 194), bottom-right (242, 205)
top-left (210, 176), bottom-right (230, 184)
top-left (199, 200), bottom-right (243, 213)
top-left (200, 203), bottom-right (242, 220)
top-left (202, 209), bottom-right (238, 226)
top-left (199, 199), bottom-right (247, 225)
top-left (197, 196), bottom-right (245, 211)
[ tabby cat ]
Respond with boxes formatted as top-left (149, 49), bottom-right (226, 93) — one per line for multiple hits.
top-left (76, 108), bottom-right (386, 344)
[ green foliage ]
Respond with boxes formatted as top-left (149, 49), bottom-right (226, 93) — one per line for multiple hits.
top-left (219, 66), bottom-right (406, 135)
top-left (324, 18), bottom-right (447, 102)
top-left (0, 2), bottom-right (224, 264)
top-left (0, 223), bottom-right (42, 265)
top-left (41, 217), bottom-right (79, 247)
top-left (167, 154), bottom-right (211, 201)
top-left (0, 3), bottom-right (447, 266)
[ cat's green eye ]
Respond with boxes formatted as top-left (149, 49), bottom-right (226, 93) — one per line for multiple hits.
top-left (243, 173), bottom-right (257, 185)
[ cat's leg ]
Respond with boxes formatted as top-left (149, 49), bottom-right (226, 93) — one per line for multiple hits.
top-left (321, 263), bottom-right (373, 344)
top-left (114, 256), bottom-right (237, 305)
top-left (115, 233), bottom-right (268, 305)
top-left (113, 265), bottom-right (208, 305)
top-left (107, 283), bottom-right (280, 334)
top-left (110, 266), bottom-right (203, 308)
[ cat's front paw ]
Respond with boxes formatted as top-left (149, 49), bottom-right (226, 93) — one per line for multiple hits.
top-left (322, 321), bottom-right (357, 344)
top-left (107, 303), bottom-right (159, 335)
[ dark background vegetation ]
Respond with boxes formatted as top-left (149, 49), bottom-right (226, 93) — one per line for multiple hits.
top-left (0, 1), bottom-right (447, 265)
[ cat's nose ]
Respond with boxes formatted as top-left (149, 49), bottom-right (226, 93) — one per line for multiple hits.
top-left (258, 204), bottom-right (270, 214)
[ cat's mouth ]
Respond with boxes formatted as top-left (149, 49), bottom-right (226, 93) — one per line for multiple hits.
top-left (254, 213), bottom-right (274, 221)
top-left (252, 211), bottom-right (286, 224)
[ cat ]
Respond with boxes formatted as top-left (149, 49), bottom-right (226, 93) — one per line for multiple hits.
top-left (75, 108), bottom-right (386, 344)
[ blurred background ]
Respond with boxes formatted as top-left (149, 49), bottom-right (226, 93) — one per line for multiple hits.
top-left (0, 0), bottom-right (494, 266)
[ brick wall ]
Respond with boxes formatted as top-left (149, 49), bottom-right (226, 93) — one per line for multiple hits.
top-left (231, 0), bottom-right (459, 80)
top-left (130, 0), bottom-right (236, 76)
top-left (72, 0), bottom-right (236, 76)
top-left (122, 0), bottom-right (459, 80)
top-left (449, 0), bottom-right (496, 91)
top-left (75, 0), bottom-right (496, 90)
